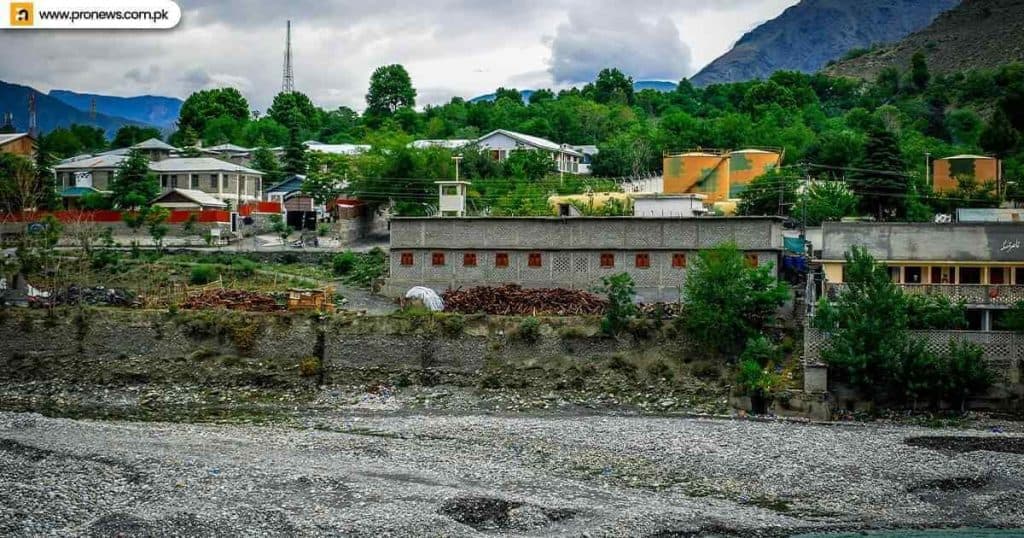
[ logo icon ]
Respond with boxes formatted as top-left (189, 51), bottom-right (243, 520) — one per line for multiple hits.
top-left (10, 2), bottom-right (34, 26)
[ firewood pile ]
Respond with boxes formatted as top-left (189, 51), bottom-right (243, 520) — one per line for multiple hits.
top-left (181, 289), bottom-right (284, 312)
top-left (442, 284), bottom-right (606, 316)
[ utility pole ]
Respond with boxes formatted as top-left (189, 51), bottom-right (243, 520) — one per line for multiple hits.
top-left (27, 93), bottom-right (37, 138)
top-left (924, 152), bottom-right (931, 190)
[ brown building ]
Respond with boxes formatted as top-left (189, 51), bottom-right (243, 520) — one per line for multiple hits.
top-left (0, 133), bottom-right (36, 158)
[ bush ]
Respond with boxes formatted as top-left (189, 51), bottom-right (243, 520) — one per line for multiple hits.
top-left (942, 339), bottom-right (993, 412)
top-left (332, 251), bottom-right (357, 275)
top-left (232, 258), bottom-right (258, 277)
top-left (440, 314), bottom-right (465, 338)
top-left (517, 316), bottom-right (541, 343)
top-left (189, 264), bottom-right (218, 285)
top-left (299, 357), bottom-right (322, 378)
top-left (594, 273), bottom-right (637, 336)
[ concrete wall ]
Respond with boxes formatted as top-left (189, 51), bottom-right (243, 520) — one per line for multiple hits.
top-left (386, 217), bottom-right (783, 301)
top-left (821, 222), bottom-right (1024, 263)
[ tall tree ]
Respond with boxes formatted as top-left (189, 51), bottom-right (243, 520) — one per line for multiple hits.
top-left (251, 147), bottom-right (284, 185)
top-left (109, 149), bottom-right (159, 210)
top-left (590, 68), bottom-right (634, 105)
top-left (176, 88), bottom-right (250, 138)
top-left (850, 128), bottom-right (907, 220)
top-left (267, 91), bottom-right (320, 135)
top-left (365, 64), bottom-right (417, 118)
top-left (282, 126), bottom-right (307, 176)
top-left (980, 107), bottom-right (1020, 157)
top-left (111, 126), bottom-right (163, 149)
top-left (0, 153), bottom-right (41, 213)
top-left (910, 51), bottom-right (930, 91)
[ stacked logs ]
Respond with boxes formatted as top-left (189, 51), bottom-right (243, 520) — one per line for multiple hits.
top-left (181, 289), bottom-right (283, 312)
top-left (442, 285), bottom-right (606, 316)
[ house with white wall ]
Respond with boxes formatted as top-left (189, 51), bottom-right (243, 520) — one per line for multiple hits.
top-left (475, 129), bottom-right (584, 175)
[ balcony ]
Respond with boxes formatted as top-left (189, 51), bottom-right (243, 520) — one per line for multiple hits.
top-left (825, 282), bottom-right (1024, 306)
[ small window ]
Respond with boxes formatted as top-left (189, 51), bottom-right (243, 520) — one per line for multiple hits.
top-left (495, 252), bottom-right (509, 268)
top-left (400, 252), bottom-right (414, 266)
top-left (528, 252), bottom-right (542, 268)
top-left (932, 266), bottom-right (952, 284)
top-left (905, 266), bottom-right (923, 284)
top-left (463, 252), bottom-right (477, 267)
top-left (210, 175), bottom-right (218, 188)
top-left (600, 252), bottom-right (615, 268)
top-left (442, 185), bottom-right (457, 195)
top-left (432, 252), bottom-right (445, 266)
top-left (744, 253), bottom-right (759, 268)
top-left (635, 253), bottom-right (650, 268)
top-left (990, 267), bottom-right (1006, 285)
top-left (1016, 267), bottom-right (1024, 285)
top-left (672, 253), bottom-right (687, 268)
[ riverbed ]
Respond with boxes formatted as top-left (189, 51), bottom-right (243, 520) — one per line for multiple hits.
top-left (1, 411), bottom-right (1023, 536)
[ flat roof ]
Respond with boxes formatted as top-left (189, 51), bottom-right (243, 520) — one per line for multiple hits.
top-left (392, 215), bottom-right (783, 222)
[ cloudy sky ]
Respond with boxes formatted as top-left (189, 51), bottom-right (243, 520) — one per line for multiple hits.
top-left (1, 0), bottom-right (797, 111)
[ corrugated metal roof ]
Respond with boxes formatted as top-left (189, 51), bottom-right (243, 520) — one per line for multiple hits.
top-left (54, 154), bottom-right (127, 170)
top-left (0, 133), bottom-right (30, 145)
top-left (150, 157), bottom-right (263, 175)
top-left (151, 188), bottom-right (227, 208)
top-left (941, 154), bottom-right (995, 160)
top-left (131, 138), bottom-right (177, 151)
top-left (477, 129), bottom-right (583, 156)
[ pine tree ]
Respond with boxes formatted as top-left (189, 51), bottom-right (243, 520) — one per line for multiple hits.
top-left (282, 125), bottom-right (307, 176)
top-left (850, 128), bottom-right (907, 220)
top-left (110, 149), bottom-right (159, 210)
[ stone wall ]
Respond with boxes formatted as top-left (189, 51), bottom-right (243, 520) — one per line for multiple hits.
top-left (0, 309), bottom-right (649, 387)
top-left (386, 217), bottom-right (784, 301)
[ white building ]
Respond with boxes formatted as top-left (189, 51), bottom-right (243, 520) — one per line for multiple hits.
top-left (409, 139), bottom-right (473, 150)
top-left (632, 193), bottom-right (708, 218)
top-left (149, 158), bottom-right (264, 204)
top-left (475, 129), bottom-right (584, 175)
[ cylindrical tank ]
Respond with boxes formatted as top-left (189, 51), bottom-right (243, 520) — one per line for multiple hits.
top-left (663, 152), bottom-right (730, 202)
top-left (728, 149), bottom-right (781, 200)
top-left (932, 154), bottom-right (999, 193)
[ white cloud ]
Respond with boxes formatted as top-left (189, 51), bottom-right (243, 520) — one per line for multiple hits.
top-left (0, 0), bottom-right (798, 112)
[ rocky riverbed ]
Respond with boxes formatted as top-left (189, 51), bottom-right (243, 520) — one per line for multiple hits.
top-left (2, 410), bottom-right (1024, 537)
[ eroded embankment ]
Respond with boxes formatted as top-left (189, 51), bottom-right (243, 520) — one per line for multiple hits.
top-left (0, 307), bottom-right (762, 421)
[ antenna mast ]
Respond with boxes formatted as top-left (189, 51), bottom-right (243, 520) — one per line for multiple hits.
top-left (282, 20), bottom-right (295, 93)
top-left (27, 93), bottom-right (37, 137)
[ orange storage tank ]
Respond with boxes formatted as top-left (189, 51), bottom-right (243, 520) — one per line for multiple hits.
top-left (663, 151), bottom-right (730, 202)
top-left (932, 154), bottom-right (999, 193)
top-left (728, 149), bottom-right (781, 199)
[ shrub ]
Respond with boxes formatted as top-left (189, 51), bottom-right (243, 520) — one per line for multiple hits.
top-left (594, 272), bottom-right (637, 336)
top-left (332, 251), bottom-right (357, 275)
top-left (189, 264), bottom-right (218, 285)
top-left (942, 339), bottom-right (993, 412)
top-left (299, 357), bottom-right (322, 378)
top-left (232, 258), bottom-right (258, 277)
top-left (517, 316), bottom-right (541, 343)
top-left (440, 314), bottom-right (465, 338)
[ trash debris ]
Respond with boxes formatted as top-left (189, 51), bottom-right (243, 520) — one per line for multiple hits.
top-left (442, 284), bottom-right (605, 316)
top-left (405, 286), bottom-right (444, 311)
top-left (181, 289), bottom-right (283, 312)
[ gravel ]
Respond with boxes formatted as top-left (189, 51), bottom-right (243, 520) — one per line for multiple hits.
top-left (2, 411), bottom-right (1023, 536)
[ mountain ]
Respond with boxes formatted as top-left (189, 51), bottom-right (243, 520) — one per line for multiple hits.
top-left (0, 80), bottom-right (153, 137)
top-left (824, 0), bottom-right (1024, 80)
top-left (469, 80), bottom-right (677, 103)
top-left (689, 0), bottom-right (959, 87)
top-left (49, 89), bottom-right (182, 129)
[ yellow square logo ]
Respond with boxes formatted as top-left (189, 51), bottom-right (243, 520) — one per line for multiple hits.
top-left (10, 2), bottom-right (34, 26)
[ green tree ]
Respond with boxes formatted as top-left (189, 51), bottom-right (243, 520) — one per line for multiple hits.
top-left (850, 128), bottom-right (907, 220)
top-left (282, 125), bottom-right (307, 176)
top-left (910, 51), bottom-right (930, 91)
top-left (268, 213), bottom-right (292, 244)
top-left (682, 243), bottom-right (790, 357)
top-left (802, 180), bottom-right (859, 226)
top-left (145, 205), bottom-right (170, 250)
top-left (0, 153), bottom-right (41, 213)
top-left (502, 150), bottom-right (555, 181)
top-left (109, 149), bottom-right (159, 210)
top-left (302, 152), bottom-right (352, 205)
top-left (980, 108), bottom-right (1020, 157)
top-left (33, 136), bottom-right (60, 210)
top-left (365, 64), bottom-right (417, 118)
top-left (594, 272), bottom-right (637, 336)
top-left (945, 109), bottom-right (983, 147)
top-left (176, 87), bottom-right (250, 136)
top-left (111, 126), bottom-right (163, 149)
top-left (737, 170), bottom-right (799, 217)
top-left (251, 146), bottom-right (284, 185)
top-left (814, 246), bottom-right (909, 395)
top-left (590, 68), bottom-right (634, 105)
top-left (267, 91), bottom-right (320, 135)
